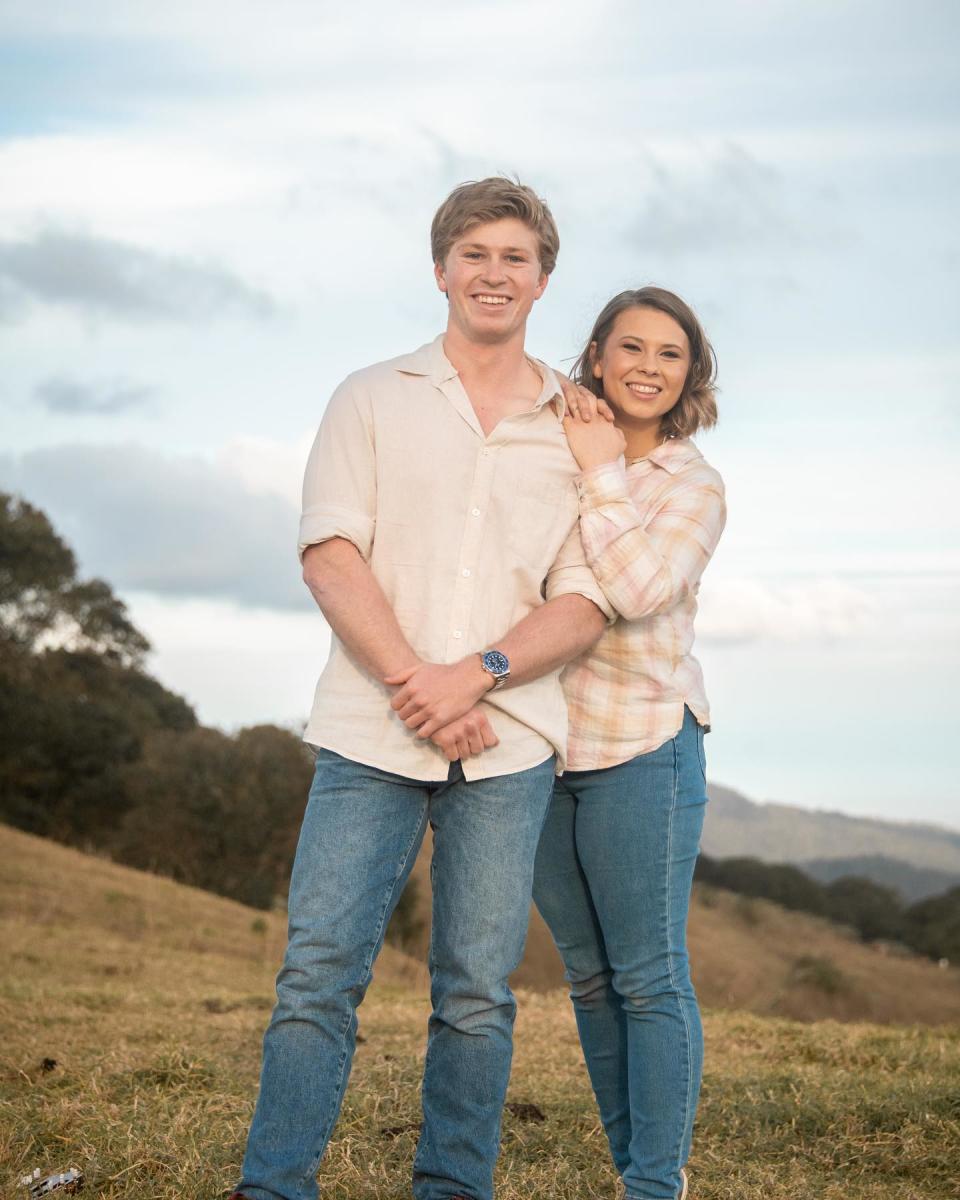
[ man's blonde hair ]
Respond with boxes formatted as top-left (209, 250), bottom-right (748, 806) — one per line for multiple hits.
top-left (430, 177), bottom-right (559, 275)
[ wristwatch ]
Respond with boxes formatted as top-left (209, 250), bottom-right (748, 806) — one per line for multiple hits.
top-left (479, 649), bottom-right (511, 691)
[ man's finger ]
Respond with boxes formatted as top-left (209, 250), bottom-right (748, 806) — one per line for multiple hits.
top-left (479, 720), bottom-right (499, 749)
top-left (389, 685), bottom-right (414, 711)
top-left (597, 396), bottom-right (616, 423)
top-left (384, 666), bottom-right (419, 687)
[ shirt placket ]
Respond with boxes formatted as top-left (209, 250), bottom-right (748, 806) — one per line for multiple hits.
top-left (444, 438), bottom-right (499, 662)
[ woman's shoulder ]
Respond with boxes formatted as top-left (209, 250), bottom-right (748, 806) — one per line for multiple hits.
top-left (656, 438), bottom-right (725, 495)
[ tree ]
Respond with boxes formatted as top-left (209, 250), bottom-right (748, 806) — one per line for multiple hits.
top-left (1, 492), bottom-right (148, 664)
top-left (904, 887), bottom-right (960, 963)
top-left (824, 876), bottom-right (905, 942)
top-left (0, 491), bottom-right (194, 839)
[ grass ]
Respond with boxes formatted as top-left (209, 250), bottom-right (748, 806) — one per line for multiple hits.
top-left (2, 826), bottom-right (959, 1199)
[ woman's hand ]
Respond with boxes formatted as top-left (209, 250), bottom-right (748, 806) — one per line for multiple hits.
top-left (563, 410), bottom-right (626, 473)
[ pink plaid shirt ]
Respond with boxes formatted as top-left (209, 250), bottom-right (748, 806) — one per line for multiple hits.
top-left (562, 437), bottom-right (726, 771)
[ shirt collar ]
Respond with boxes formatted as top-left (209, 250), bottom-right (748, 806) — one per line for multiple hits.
top-left (394, 334), bottom-right (564, 414)
top-left (632, 437), bottom-right (704, 475)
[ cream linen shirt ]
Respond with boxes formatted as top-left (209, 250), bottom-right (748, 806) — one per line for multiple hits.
top-left (299, 335), bottom-right (613, 782)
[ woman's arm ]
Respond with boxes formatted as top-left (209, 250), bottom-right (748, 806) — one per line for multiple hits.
top-left (577, 460), bottom-right (726, 621)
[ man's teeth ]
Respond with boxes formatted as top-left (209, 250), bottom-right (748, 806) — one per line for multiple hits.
top-left (476, 295), bottom-right (509, 305)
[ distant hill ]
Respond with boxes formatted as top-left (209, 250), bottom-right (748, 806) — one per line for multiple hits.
top-left (703, 784), bottom-right (960, 877)
top-left (800, 855), bottom-right (960, 903)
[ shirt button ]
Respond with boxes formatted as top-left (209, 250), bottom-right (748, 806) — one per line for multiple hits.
top-left (452, 630), bottom-right (463, 639)
top-left (471, 508), bottom-right (481, 517)
top-left (462, 568), bottom-right (471, 577)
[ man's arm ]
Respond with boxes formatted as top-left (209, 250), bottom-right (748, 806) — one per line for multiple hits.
top-left (302, 538), bottom-right (420, 679)
top-left (386, 593), bottom-right (606, 740)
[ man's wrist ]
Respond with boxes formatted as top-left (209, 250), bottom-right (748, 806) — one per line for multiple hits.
top-left (476, 648), bottom-right (510, 692)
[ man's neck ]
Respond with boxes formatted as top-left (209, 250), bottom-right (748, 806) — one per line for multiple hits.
top-left (442, 324), bottom-right (531, 392)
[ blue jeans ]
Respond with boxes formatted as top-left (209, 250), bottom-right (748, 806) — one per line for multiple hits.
top-left (238, 749), bottom-right (555, 1200)
top-left (532, 708), bottom-right (707, 1200)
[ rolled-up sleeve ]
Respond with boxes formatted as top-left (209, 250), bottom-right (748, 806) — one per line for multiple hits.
top-left (544, 519), bottom-right (616, 622)
top-left (298, 377), bottom-right (376, 561)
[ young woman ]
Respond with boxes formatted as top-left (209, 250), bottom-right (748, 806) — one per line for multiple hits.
top-left (533, 287), bottom-right (726, 1200)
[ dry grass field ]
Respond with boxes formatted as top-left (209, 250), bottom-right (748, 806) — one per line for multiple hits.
top-left (2, 826), bottom-right (959, 1200)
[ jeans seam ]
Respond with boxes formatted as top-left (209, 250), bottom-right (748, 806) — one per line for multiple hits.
top-left (665, 734), bottom-right (693, 1182)
top-left (294, 802), bottom-right (430, 1198)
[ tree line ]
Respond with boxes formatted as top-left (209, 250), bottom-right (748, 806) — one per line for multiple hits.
top-left (0, 491), bottom-right (953, 961)
top-left (695, 854), bottom-right (960, 965)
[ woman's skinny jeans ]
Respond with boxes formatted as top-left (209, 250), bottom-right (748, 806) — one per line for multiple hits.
top-left (533, 707), bottom-right (707, 1200)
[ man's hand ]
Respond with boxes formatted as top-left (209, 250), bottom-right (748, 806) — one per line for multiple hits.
top-left (553, 375), bottom-right (616, 423)
top-left (385, 657), bottom-right (493, 739)
top-left (430, 706), bottom-right (500, 762)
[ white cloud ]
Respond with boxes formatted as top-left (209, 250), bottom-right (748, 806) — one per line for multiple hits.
top-left (697, 576), bottom-right (883, 643)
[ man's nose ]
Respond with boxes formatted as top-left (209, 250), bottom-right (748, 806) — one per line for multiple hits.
top-left (481, 259), bottom-right (508, 284)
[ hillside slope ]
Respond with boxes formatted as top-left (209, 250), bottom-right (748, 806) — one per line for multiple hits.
top-left (401, 831), bottom-right (960, 1024)
top-left (2, 824), bottom-right (957, 1200)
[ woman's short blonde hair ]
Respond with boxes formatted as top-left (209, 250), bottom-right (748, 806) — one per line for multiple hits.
top-left (430, 177), bottom-right (560, 275)
top-left (571, 286), bottom-right (718, 439)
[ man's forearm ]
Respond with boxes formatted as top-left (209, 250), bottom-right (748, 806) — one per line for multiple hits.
top-left (302, 539), bottom-right (420, 680)
top-left (494, 593), bottom-right (607, 686)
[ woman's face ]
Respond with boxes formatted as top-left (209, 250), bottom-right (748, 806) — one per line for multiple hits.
top-left (592, 306), bottom-right (690, 434)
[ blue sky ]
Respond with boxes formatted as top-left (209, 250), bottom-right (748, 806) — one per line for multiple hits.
top-left (1, 0), bottom-right (958, 826)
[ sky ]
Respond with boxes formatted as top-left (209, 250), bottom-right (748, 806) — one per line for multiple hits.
top-left (1, 0), bottom-right (958, 828)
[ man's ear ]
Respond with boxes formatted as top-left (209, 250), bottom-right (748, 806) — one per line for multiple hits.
top-left (533, 271), bottom-right (549, 301)
top-left (434, 261), bottom-right (447, 294)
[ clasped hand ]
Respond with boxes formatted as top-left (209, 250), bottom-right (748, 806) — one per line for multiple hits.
top-left (384, 659), bottom-right (499, 762)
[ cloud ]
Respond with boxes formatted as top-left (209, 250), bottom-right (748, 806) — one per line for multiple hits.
top-left (0, 443), bottom-right (307, 611)
top-left (697, 575), bottom-right (883, 643)
top-left (34, 375), bottom-right (156, 416)
top-left (0, 229), bottom-right (276, 323)
top-left (627, 142), bottom-right (853, 258)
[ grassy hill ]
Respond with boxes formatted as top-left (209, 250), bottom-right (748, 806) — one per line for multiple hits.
top-left (2, 825), bottom-right (959, 1200)
top-left (397, 833), bottom-right (960, 1025)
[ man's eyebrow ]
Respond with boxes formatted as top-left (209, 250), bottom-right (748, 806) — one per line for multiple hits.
top-left (458, 242), bottom-right (532, 253)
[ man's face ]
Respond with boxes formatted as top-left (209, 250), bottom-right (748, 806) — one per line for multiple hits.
top-left (434, 218), bottom-right (548, 345)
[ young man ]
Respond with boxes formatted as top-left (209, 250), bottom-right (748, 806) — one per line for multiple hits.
top-left (231, 178), bottom-right (613, 1200)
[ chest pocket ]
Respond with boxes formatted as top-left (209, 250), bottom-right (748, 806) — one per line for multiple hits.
top-left (506, 476), bottom-right (578, 572)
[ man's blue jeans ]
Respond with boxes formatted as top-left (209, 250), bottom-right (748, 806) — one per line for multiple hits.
top-left (238, 748), bottom-right (555, 1200)
top-left (532, 708), bottom-right (707, 1200)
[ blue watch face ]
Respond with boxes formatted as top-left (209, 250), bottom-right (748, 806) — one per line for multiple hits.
top-left (483, 650), bottom-right (509, 676)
